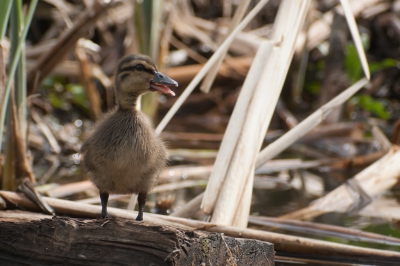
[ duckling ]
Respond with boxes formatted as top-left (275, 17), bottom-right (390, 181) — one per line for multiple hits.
top-left (81, 54), bottom-right (177, 221)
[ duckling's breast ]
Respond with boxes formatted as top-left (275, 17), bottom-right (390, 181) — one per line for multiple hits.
top-left (82, 109), bottom-right (167, 194)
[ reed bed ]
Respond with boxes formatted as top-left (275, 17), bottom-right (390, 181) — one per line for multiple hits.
top-left (1, 0), bottom-right (400, 264)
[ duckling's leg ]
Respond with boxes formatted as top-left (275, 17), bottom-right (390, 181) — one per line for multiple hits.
top-left (136, 192), bottom-right (147, 221)
top-left (100, 191), bottom-right (109, 218)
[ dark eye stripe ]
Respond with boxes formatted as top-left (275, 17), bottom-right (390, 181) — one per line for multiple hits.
top-left (142, 68), bottom-right (155, 75)
top-left (119, 66), bottom-right (136, 72)
top-left (120, 65), bottom-right (154, 75)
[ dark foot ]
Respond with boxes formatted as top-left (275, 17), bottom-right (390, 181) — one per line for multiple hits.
top-left (136, 192), bottom-right (147, 221)
top-left (135, 213), bottom-right (143, 221)
top-left (99, 213), bottom-right (112, 219)
top-left (100, 191), bottom-right (109, 219)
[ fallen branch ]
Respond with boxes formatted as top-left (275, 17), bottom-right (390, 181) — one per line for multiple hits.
top-left (1, 191), bottom-right (400, 264)
top-left (281, 146), bottom-right (400, 220)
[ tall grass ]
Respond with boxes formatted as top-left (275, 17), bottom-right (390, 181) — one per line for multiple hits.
top-left (0, 0), bottom-right (38, 189)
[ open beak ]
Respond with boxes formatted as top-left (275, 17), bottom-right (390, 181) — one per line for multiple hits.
top-left (150, 71), bottom-right (178, 96)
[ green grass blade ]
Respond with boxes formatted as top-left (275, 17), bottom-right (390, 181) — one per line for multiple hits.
top-left (10, 0), bottom-right (27, 138)
top-left (149, 0), bottom-right (162, 60)
top-left (0, 0), bottom-right (38, 153)
top-left (0, 0), bottom-right (12, 41)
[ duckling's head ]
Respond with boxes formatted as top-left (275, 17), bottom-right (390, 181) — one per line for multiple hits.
top-left (115, 54), bottom-right (178, 109)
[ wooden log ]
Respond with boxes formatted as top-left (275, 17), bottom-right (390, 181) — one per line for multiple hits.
top-left (0, 211), bottom-right (274, 266)
top-left (3, 191), bottom-right (400, 264)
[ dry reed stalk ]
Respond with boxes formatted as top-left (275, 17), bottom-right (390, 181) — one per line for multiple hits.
top-left (30, 109), bottom-right (61, 154)
top-left (2, 191), bottom-right (400, 263)
top-left (169, 35), bottom-right (207, 64)
top-left (171, 13), bottom-right (219, 53)
top-left (9, 92), bottom-right (35, 185)
top-left (281, 146), bottom-right (400, 221)
top-left (361, 2), bottom-right (391, 18)
top-left (127, 194), bottom-right (137, 211)
top-left (180, 0), bottom-right (371, 225)
top-left (298, 122), bottom-right (363, 143)
top-left (207, 0), bottom-right (312, 227)
top-left (304, 0), bottom-right (382, 51)
top-left (234, 0), bottom-right (312, 227)
top-left (304, 10), bottom-right (333, 51)
top-left (169, 192), bottom-right (203, 218)
top-left (155, 0), bottom-right (271, 135)
top-left (200, 0), bottom-right (252, 93)
top-left (190, 16), bottom-right (265, 56)
top-left (173, 83), bottom-right (369, 221)
top-left (372, 125), bottom-right (392, 152)
top-left (340, 0), bottom-right (370, 79)
top-left (256, 0), bottom-right (371, 168)
top-left (75, 43), bottom-right (102, 119)
top-left (276, 99), bottom-right (298, 129)
top-left (200, 41), bottom-right (273, 217)
top-left (248, 215), bottom-right (400, 246)
top-left (328, 150), bottom-right (385, 170)
top-left (222, 0), bottom-right (232, 18)
top-left (359, 198), bottom-right (400, 221)
top-left (46, 180), bottom-right (94, 198)
top-left (255, 78), bottom-right (368, 169)
top-left (165, 57), bottom-right (252, 84)
top-left (26, 1), bottom-right (118, 94)
top-left (232, 169), bottom-right (253, 227)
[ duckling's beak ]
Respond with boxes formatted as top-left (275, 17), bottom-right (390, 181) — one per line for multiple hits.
top-left (150, 71), bottom-right (178, 96)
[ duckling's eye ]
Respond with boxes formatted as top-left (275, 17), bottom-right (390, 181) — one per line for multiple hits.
top-left (135, 64), bottom-right (144, 71)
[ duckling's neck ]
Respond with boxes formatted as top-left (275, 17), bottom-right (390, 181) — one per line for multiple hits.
top-left (117, 92), bottom-right (142, 111)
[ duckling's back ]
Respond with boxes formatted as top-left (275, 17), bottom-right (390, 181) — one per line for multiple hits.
top-left (81, 108), bottom-right (168, 194)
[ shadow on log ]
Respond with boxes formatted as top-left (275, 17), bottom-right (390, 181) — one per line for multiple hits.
top-left (0, 211), bottom-right (274, 266)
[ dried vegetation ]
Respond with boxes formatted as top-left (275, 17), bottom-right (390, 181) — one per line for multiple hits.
top-left (1, 0), bottom-right (400, 264)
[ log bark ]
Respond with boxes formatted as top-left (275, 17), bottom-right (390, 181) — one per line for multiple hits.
top-left (0, 211), bottom-right (274, 266)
